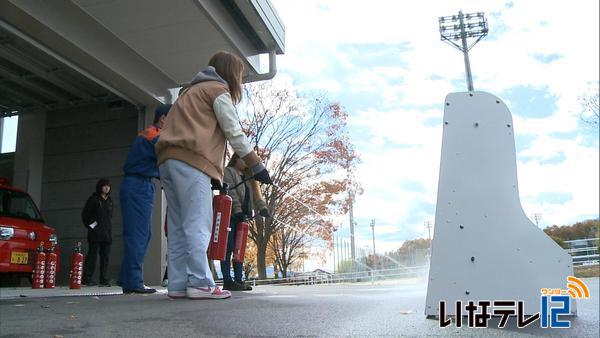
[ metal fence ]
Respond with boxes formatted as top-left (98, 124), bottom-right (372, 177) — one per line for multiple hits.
top-left (247, 265), bottom-right (428, 287)
top-left (564, 237), bottom-right (599, 266)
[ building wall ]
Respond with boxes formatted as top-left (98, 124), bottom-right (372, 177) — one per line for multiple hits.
top-left (13, 112), bottom-right (46, 205)
top-left (41, 103), bottom-right (137, 284)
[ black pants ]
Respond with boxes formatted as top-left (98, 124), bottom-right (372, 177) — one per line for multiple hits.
top-left (83, 241), bottom-right (111, 283)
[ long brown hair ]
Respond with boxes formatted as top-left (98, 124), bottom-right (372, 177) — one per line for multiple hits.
top-left (208, 51), bottom-right (244, 104)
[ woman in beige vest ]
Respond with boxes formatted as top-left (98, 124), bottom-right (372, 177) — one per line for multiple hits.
top-left (156, 52), bottom-right (272, 300)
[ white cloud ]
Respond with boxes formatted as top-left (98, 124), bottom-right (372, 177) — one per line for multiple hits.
top-left (517, 135), bottom-right (600, 226)
top-left (296, 78), bottom-right (343, 93)
top-left (349, 107), bottom-right (442, 239)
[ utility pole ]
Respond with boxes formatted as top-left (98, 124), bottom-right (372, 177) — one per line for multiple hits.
top-left (332, 227), bottom-right (337, 273)
top-left (340, 238), bottom-right (344, 266)
top-left (349, 194), bottom-right (356, 261)
top-left (346, 239), bottom-right (351, 263)
top-left (439, 11), bottom-right (488, 91)
top-left (370, 219), bottom-right (376, 256)
top-left (336, 235), bottom-right (340, 271)
top-left (532, 213), bottom-right (542, 228)
top-left (343, 239), bottom-right (347, 265)
top-left (424, 220), bottom-right (433, 242)
top-left (424, 220), bottom-right (433, 261)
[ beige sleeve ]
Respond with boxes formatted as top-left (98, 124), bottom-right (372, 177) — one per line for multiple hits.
top-left (224, 167), bottom-right (243, 215)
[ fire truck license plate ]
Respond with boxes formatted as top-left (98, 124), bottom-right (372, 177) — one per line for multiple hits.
top-left (10, 252), bottom-right (28, 264)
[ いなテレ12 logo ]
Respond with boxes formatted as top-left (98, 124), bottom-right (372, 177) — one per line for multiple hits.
top-left (540, 276), bottom-right (590, 328)
top-left (439, 276), bottom-right (590, 329)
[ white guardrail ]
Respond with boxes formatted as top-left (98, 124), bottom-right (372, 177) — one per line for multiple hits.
top-left (246, 265), bottom-right (429, 287)
top-left (564, 237), bottom-right (599, 266)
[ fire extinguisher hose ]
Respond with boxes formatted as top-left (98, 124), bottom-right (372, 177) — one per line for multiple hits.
top-left (270, 183), bottom-right (333, 243)
top-left (271, 182), bottom-right (327, 221)
top-left (226, 173), bottom-right (333, 243)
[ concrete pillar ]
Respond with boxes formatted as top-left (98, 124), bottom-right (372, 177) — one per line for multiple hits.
top-left (0, 117), bottom-right (4, 151)
top-left (13, 111), bottom-right (46, 205)
top-left (141, 105), bottom-right (167, 285)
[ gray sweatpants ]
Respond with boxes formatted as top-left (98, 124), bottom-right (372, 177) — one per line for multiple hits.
top-left (159, 159), bottom-right (215, 291)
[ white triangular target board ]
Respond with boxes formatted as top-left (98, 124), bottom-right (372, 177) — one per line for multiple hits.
top-left (425, 91), bottom-right (575, 316)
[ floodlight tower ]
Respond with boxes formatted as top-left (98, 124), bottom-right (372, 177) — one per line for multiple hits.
top-left (439, 11), bottom-right (488, 91)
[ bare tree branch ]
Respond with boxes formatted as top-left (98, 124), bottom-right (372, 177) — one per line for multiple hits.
top-left (579, 86), bottom-right (599, 129)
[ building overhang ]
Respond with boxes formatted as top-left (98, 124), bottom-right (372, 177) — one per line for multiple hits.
top-left (0, 0), bottom-right (285, 112)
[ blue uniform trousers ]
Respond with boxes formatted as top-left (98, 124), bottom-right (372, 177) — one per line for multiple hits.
top-left (118, 175), bottom-right (154, 290)
top-left (220, 219), bottom-right (244, 283)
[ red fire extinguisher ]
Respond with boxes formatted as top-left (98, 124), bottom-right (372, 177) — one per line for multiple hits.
top-left (31, 242), bottom-right (46, 289)
top-left (69, 242), bottom-right (84, 289)
top-left (207, 184), bottom-right (232, 261)
top-left (44, 244), bottom-right (57, 288)
top-left (233, 220), bottom-right (249, 263)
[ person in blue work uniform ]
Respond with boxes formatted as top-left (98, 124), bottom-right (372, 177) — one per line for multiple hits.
top-left (118, 103), bottom-right (171, 294)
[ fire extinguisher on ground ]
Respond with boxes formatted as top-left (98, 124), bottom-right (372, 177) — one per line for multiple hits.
top-left (231, 177), bottom-right (267, 263)
top-left (207, 184), bottom-right (232, 261)
top-left (44, 244), bottom-right (57, 288)
top-left (232, 178), bottom-right (265, 263)
top-left (233, 220), bottom-right (249, 263)
top-left (69, 242), bottom-right (84, 289)
top-left (31, 242), bottom-right (46, 289)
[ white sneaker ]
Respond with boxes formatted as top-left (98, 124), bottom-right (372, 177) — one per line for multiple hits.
top-left (167, 290), bottom-right (186, 299)
top-left (186, 286), bottom-right (231, 299)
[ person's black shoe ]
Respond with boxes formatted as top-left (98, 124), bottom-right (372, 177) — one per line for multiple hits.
top-left (237, 282), bottom-right (252, 291)
top-left (123, 286), bottom-right (157, 294)
top-left (99, 281), bottom-right (112, 287)
top-left (84, 281), bottom-right (97, 287)
top-left (222, 281), bottom-right (245, 291)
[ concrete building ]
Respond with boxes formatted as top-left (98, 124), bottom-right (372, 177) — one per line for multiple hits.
top-left (0, 0), bottom-right (284, 284)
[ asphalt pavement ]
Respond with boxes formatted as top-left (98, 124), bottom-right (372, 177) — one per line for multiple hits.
top-left (1, 278), bottom-right (598, 337)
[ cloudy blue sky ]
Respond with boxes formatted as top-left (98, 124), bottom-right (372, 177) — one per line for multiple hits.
top-left (270, 0), bottom-right (599, 260)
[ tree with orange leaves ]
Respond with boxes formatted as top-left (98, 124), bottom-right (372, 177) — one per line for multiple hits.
top-left (239, 81), bottom-right (361, 279)
top-left (243, 240), bottom-right (258, 279)
top-left (243, 237), bottom-right (278, 279)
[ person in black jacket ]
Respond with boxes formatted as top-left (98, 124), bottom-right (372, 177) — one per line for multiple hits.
top-left (81, 178), bottom-right (113, 287)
